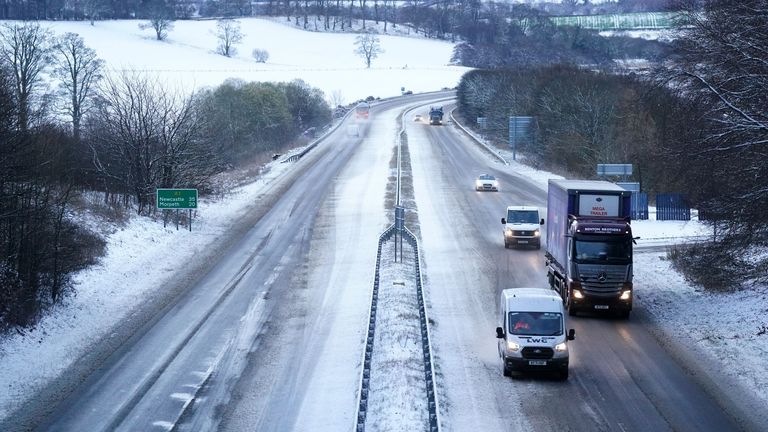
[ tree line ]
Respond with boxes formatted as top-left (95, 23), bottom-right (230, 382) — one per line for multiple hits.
top-left (457, 65), bottom-right (700, 197)
top-left (457, 0), bottom-right (768, 291)
top-left (0, 22), bottom-right (331, 331)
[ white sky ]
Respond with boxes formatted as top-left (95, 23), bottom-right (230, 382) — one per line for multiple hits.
top-left (0, 17), bottom-right (766, 430)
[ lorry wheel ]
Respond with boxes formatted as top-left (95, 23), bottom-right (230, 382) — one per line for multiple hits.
top-left (565, 290), bottom-right (577, 316)
top-left (558, 369), bottom-right (569, 381)
top-left (617, 310), bottom-right (630, 320)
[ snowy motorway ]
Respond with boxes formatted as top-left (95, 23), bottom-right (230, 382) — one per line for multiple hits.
top-left (407, 105), bottom-right (745, 432)
top-left (17, 95), bottom-right (754, 432)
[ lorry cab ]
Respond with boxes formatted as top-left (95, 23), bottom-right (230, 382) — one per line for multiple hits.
top-left (501, 206), bottom-right (544, 249)
top-left (496, 288), bottom-right (575, 380)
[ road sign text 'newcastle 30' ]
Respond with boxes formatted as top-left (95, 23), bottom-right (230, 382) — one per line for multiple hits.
top-left (157, 189), bottom-right (198, 209)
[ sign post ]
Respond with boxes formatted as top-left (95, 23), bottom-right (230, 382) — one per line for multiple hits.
top-left (597, 164), bottom-right (633, 182)
top-left (395, 206), bottom-right (405, 262)
top-left (157, 188), bottom-right (198, 231)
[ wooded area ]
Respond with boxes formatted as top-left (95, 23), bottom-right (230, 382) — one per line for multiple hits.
top-left (0, 21), bottom-right (331, 330)
top-left (456, 0), bottom-right (768, 291)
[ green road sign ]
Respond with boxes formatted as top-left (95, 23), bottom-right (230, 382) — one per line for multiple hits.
top-left (157, 188), bottom-right (198, 209)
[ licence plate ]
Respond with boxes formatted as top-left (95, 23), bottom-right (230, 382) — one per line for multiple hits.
top-left (594, 305), bottom-right (609, 310)
top-left (518, 240), bottom-right (528, 244)
top-left (528, 360), bottom-right (547, 366)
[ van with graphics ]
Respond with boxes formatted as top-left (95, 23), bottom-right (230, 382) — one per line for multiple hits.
top-left (496, 288), bottom-right (575, 380)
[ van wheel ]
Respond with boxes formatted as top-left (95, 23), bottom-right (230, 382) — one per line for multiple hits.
top-left (558, 369), bottom-right (569, 381)
top-left (503, 364), bottom-right (512, 377)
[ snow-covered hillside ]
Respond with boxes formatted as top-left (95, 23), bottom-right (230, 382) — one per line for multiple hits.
top-left (41, 18), bottom-right (469, 103)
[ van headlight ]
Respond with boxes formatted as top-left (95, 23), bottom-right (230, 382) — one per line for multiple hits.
top-left (507, 341), bottom-right (520, 351)
top-left (555, 342), bottom-right (567, 352)
top-left (533, 229), bottom-right (540, 237)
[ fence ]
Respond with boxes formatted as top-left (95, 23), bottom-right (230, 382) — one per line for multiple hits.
top-left (656, 193), bottom-right (691, 221)
top-left (630, 192), bottom-right (649, 220)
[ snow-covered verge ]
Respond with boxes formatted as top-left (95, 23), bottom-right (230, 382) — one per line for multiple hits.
top-left (0, 157), bottom-right (297, 421)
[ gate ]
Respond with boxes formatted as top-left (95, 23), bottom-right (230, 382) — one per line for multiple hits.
top-left (656, 193), bottom-right (690, 221)
top-left (631, 192), bottom-right (649, 220)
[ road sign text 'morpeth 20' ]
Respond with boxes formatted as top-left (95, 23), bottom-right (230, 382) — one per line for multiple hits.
top-left (156, 189), bottom-right (198, 209)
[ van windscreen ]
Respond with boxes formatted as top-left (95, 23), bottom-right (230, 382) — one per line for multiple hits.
top-left (508, 311), bottom-right (563, 336)
top-left (506, 210), bottom-right (539, 224)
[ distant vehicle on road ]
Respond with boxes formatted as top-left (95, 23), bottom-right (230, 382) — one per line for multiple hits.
top-left (496, 288), bottom-right (575, 380)
top-left (475, 174), bottom-right (499, 191)
top-left (355, 102), bottom-right (370, 119)
top-left (414, 114), bottom-right (422, 122)
top-left (429, 106), bottom-right (444, 125)
top-left (501, 206), bottom-right (544, 249)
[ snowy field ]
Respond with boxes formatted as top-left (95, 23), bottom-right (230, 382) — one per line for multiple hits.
top-left (0, 16), bottom-right (766, 428)
top-left (40, 18), bottom-right (469, 103)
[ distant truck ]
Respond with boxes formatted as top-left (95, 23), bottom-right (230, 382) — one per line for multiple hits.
top-left (501, 206), bottom-right (544, 249)
top-left (429, 106), bottom-right (443, 125)
top-left (545, 180), bottom-right (637, 318)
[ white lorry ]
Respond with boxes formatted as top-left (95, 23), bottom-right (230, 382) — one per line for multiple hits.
top-left (501, 206), bottom-right (544, 249)
top-left (496, 288), bottom-right (575, 380)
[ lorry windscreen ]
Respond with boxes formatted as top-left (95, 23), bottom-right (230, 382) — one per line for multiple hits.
top-left (506, 210), bottom-right (539, 224)
top-left (508, 311), bottom-right (563, 336)
top-left (574, 237), bottom-right (631, 263)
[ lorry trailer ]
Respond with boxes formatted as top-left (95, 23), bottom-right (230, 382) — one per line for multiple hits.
top-left (545, 179), bottom-right (637, 318)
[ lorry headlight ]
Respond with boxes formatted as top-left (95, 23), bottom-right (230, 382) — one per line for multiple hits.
top-left (507, 341), bottom-right (520, 351)
top-left (533, 229), bottom-right (540, 237)
top-left (555, 342), bottom-right (567, 352)
top-left (620, 290), bottom-right (632, 301)
top-left (572, 289), bottom-right (584, 299)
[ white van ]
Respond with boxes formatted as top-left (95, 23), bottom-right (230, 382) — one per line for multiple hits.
top-left (496, 288), bottom-right (575, 380)
top-left (501, 206), bottom-right (544, 249)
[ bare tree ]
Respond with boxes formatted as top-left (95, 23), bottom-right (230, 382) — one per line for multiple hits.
top-left (83, 0), bottom-right (110, 25)
top-left (657, 0), bottom-right (768, 288)
top-left (252, 48), bottom-right (270, 63)
top-left (51, 33), bottom-right (104, 141)
top-left (0, 22), bottom-right (51, 131)
top-left (354, 31), bottom-right (383, 68)
top-left (214, 18), bottom-right (244, 57)
top-left (88, 72), bottom-right (218, 214)
top-left (330, 89), bottom-right (345, 109)
top-left (139, 18), bottom-right (175, 41)
top-left (359, 0), bottom-right (368, 29)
